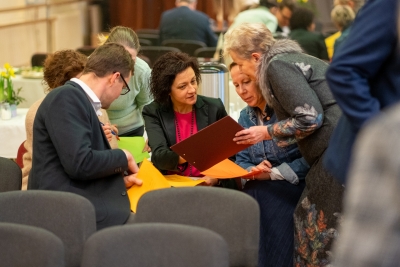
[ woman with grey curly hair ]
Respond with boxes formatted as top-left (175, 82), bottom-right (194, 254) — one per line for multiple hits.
top-left (224, 22), bottom-right (343, 266)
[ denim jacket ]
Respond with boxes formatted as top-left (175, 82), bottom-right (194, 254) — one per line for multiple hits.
top-left (236, 106), bottom-right (309, 184)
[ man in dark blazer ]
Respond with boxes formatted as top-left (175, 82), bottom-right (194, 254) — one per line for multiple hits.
top-left (29, 43), bottom-right (142, 230)
top-left (324, 0), bottom-right (400, 185)
top-left (159, 0), bottom-right (218, 47)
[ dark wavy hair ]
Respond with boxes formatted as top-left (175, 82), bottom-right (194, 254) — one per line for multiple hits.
top-left (150, 52), bottom-right (201, 106)
top-left (43, 50), bottom-right (87, 92)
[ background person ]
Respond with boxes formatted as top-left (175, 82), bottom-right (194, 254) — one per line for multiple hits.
top-left (324, 0), bottom-right (400, 185)
top-left (230, 62), bottom-right (309, 267)
top-left (99, 26), bottom-right (153, 138)
top-left (29, 43), bottom-right (142, 230)
top-left (289, 7), bottom-right (329, 61)
top-left (142, 52), bottom-right (237, 189)
top-left (158, 0), bottom-right (218, 47)
top-left (21, 50), bottom-right (117, 190)
top-left (224, 23), bottom-right (343, 266)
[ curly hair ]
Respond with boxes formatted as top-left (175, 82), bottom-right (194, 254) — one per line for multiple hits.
top-left (43, 50), bottom-right (87, 92)
top-left (224, 23), bottom-right (275, 60)
top-left (150, 52), bottom-right (201, 106)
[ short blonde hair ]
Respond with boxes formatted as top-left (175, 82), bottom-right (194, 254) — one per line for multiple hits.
top-left (223, 23), bottom-right (274, 60)
top-left (98, 26), bottom-right (140, 52)
top-left (334, 0), bottom-right (364, 13)
top-left (331, 5), bottom-right (355, 29)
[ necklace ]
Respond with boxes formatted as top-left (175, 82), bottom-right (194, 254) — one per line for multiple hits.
top-left (175, 108), bottom-right (195, 176)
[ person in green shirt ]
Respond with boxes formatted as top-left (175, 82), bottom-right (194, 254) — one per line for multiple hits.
top-left (99, 26), bottom-right (153, 137)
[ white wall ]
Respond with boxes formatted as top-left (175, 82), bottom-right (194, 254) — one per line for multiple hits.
top-left (0, 0), bottom-right (88, 67)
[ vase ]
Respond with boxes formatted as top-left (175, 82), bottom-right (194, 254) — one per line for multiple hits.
top-left (10, 104), bottom-right (17, 118)
top-left (1, 102), bottom-right (12, 120)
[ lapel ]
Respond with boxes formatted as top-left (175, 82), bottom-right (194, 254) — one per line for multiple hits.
top-left (194, 96), bottom-right (208, 131)
top-left (160, 105), bottom-right (177, 146)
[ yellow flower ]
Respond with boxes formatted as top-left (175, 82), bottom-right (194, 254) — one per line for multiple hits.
top-left (8, 68), bottom-right (15, 77)
top-left (1, 71), bottom-right (6, 78)
top-left (4, 63), bottom-right (11, 70)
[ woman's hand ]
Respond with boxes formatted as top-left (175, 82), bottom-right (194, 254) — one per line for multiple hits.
top-left (101, 123), bottom-right (113, 142)
top-left (199, 176), bottom-right (219, 186)
top-left (250, 160), bottom-right (272, 180)
top-left (233, 126), bottom-right (271, 145)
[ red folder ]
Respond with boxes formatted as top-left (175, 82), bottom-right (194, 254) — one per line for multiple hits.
top-left (170, 116), bottom-right (252, 172)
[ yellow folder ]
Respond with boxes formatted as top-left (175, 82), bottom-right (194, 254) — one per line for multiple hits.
top-left (127, 159), bottom-right (203, 212)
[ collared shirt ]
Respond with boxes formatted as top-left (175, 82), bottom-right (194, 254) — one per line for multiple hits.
top-left (70, 77), bottom-right (102, 116)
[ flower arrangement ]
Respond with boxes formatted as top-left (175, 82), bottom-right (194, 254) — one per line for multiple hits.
top-left (0, 63), bottom-right (25, 105)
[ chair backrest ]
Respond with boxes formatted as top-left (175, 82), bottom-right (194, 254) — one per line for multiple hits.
top-left (136, 28), bottom-right (160, 35)
top-left (31, 53), bottom-right (48, 67)
top-left (0, 156), bottom-right (22, 192)
top-left (194, 47), bottom-right (217, 58)
top-left (162, 39), bottom-right (207, 57)
top-left (139, 46), bottom-right (181, 68)
top-left (139, 38), bottom-right (152, 46)
top-left (137, 33), bottom-right (160, 46)
top-left (76, 46), bottom-right (96, 57)
top-left (81, 223), bottom-right (229, 267)
top-left (0, 222), bottom-right (65, 267)
top-left (135, 187), bottom-right (260, 267)
top-left (0, 190), bottom-right (96, 267)
top-left (16, 141), bottom-right (27, 169)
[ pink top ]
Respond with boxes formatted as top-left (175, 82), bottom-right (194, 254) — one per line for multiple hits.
top-left (174, 110), bottom-right (201, 177)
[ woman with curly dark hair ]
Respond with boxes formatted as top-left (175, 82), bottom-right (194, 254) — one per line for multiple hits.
top-left (21, 50), bottom-right (117, 190)
top-left (143, 51), bottom-right (237, 188)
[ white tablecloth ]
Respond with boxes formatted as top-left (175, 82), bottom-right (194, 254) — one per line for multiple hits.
top-left (12, 76), bottom-right (46, 109)
top-left (0, 108), bottom-right (28, 158)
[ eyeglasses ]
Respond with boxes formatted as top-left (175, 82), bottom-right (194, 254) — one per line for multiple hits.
top-left (113, 72), bottom-right (131, 95)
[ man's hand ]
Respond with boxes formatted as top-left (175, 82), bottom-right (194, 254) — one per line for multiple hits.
top-left (122, 149), bottom-right (142, 188)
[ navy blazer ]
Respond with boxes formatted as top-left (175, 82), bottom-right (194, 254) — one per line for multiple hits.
top-left (29, 81), bottom-right (130, 230)
top-left (324, 0), bottom-right (400, 184)
top-left (159, 6), bottom-right (218, 47)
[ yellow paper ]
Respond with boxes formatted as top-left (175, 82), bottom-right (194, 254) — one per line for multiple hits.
top-left (164, 175), bottom-right (205, 187)
top-left (118, 137), bottom-right (150, 163)
top-left (127, 159), bottom-right (170, 212)
top-left (201, 159), bottom-right (249, 178)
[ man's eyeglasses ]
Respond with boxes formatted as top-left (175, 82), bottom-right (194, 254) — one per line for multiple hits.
top-left (114, 72), bottom-right (131, 95)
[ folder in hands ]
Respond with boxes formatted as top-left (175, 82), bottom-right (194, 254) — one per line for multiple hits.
top-left (170, 116), bottom-right (261, 178)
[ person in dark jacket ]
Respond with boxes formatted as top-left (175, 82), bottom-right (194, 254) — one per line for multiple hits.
top-left (289, 7), bottom-right (329, 61)
top-left (159, 0), bottom-right (218, 47)
top-left (29, 43), bottom-right (142, 230)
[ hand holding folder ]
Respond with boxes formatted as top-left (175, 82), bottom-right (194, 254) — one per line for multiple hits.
top-left (170, 116), bottom-right (262, 178)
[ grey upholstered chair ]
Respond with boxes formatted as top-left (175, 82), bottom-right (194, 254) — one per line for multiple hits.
top-left (135, 187), bottom-right (260, 267)
top-left (81, 223), bottom-right (229, 267)
top-left (0, 190), bottom-right (96, 267)
top-left (0, 222), bottom-right (65, 267)
top-left (0, 156), bottom-right (22, 192)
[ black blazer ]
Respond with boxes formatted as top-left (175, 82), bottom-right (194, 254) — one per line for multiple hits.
top-left (29, 81), bottom-right (130, 230)
top-left (143, 95), bottom-right (227, 173)
top-left (159, 6), bottom-right (218, 47)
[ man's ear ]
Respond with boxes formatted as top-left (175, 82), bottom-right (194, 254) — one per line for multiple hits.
top-left (109, 72), bottom-right (119, 86)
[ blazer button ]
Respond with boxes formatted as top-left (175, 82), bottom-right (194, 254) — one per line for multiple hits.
top-left (121, 191), bottom-right (127, 196)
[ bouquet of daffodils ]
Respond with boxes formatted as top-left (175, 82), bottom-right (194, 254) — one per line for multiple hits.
top-left (0, 63), bottom-right (24, 105)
